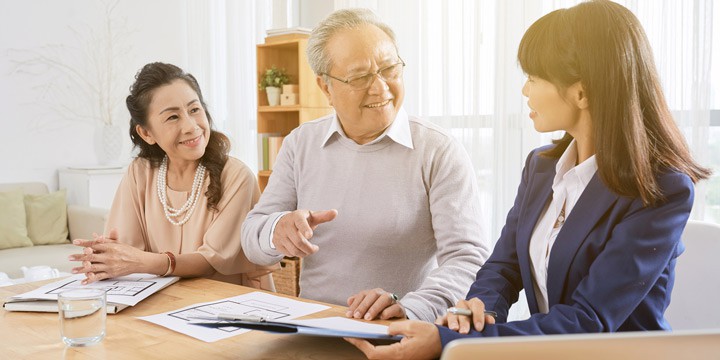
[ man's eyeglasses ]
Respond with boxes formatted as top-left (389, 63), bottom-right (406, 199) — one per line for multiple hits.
top-left (322, 58), bottom-right (406, 90)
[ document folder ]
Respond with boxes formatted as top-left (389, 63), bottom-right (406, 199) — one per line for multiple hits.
top-left (189, 317), bottom-right (403, 342)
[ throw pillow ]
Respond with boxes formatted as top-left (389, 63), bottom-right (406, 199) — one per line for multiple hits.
top-left (24, 189), bottom-right (69, 245)
top-left (0, 190), bottom-right (34, 250)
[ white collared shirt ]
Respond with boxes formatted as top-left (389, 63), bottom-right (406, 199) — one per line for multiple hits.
top-left (320, 107), bottom-right (414, 149)
top-left (529, 140), bottom-right (597, 313)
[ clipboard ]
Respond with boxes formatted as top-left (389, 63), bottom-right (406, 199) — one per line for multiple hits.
top-left (188, 317), bottom-right (403, 342)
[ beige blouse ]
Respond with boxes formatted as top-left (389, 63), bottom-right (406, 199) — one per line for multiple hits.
top-left (106, 157), bottom-right (276, 290)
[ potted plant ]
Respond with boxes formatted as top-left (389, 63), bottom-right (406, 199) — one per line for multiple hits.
top-left (259, 66), bottom-right (290, 106)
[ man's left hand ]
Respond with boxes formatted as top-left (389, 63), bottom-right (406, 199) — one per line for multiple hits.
top-left (347, 288), bottom-right (406, 320)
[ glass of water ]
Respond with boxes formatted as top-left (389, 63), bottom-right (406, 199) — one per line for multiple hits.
top-left (58, 288), bottom-right (107, 346)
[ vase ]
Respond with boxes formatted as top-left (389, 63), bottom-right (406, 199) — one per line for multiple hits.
top-left (265, 86), bottom-right (281, 106)
top-left (94, 123), bottom-right (123, 165)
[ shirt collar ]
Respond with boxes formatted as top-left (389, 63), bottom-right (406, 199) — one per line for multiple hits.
top-left (320, 107), bottom-right (414, 149)
top-left (553, 139), bottom-right (598, 188)
top-left (321, 114), bottom-right (346, 147)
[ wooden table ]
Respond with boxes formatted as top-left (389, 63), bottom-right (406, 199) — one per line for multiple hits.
top-left (0, 277), bottom-right (384, 359)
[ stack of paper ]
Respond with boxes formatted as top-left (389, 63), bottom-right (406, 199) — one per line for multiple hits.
top-left (266, 27), bottom-right (312, 37)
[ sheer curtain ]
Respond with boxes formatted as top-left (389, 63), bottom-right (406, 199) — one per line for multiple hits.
top-left (184, 0), bottom-right (272, 171)
top-left (632, 0), bottom-right (717, 221)
top-left (333, 0), bottom-right (718, 242)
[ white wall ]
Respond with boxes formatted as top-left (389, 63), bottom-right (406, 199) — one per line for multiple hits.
top-left (0, 0), bottom-right (188, 189)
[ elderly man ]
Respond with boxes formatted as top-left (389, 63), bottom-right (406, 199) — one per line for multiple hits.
top-left (242, 8), bottom-right (490, 322)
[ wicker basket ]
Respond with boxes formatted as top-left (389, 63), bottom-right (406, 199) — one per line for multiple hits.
top-left (274, 257), bottom-right (302, 296)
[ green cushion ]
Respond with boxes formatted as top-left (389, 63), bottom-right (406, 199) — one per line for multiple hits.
top-left (0, 190), bottom-right (34, 250)
top-left (24, 189), bottom-right (69, 245)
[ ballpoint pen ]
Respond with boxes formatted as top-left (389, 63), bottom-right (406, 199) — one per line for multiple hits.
top-left (187, 313), bottom-right (265, 322)
top-left (447, 307), bottom-right (497, 319)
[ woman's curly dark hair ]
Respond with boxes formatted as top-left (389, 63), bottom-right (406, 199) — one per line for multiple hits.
top-left (126, 62), bottom-right (230, 211)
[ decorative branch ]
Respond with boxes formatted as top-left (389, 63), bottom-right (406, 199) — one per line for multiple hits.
top-left (8, 0), bottom-right (133, 128)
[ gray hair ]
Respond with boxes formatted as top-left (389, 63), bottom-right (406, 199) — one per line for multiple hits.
top-left (306, 8), bottom-right (398, 76)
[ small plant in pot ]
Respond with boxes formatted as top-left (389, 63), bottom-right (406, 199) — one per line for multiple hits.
top-left (259, 66), bottom-right (290, 106)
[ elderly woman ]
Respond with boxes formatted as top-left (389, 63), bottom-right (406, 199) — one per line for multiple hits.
top-left (70, 62), bottom-right (275, 289)
top-left (242, 8), bottom-right (491, 322)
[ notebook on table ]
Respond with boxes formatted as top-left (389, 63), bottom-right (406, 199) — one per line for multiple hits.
top-left (2, 273), bottom-right (179, 314)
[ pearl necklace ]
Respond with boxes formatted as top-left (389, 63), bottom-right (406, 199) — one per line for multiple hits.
top-left (157, 155), bottom-right (206, 226)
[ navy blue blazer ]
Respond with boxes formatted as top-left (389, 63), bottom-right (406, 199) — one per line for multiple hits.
top-left (438, 146), bottom-right (693, 346)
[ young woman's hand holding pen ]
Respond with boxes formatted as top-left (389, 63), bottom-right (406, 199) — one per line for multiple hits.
top-left (434, 298), bottom-right (496, 334)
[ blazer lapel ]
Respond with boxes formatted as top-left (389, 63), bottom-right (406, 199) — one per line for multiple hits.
top-left (516, 162), bottom-right (555, 313)
top-left (546, 174), bottom-right (619, 306)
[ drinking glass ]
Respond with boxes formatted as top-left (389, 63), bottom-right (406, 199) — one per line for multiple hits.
top-left (57, 288), bottom-right (107, 346)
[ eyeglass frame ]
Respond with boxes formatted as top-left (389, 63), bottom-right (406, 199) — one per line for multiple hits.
top-left (320, 57), bottom-right (406, 90)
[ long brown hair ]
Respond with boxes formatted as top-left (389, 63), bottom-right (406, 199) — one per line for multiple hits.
top-left (126, 62), bottom-right (230, 211)
top-left (517, 0), bottom-right (711, 206)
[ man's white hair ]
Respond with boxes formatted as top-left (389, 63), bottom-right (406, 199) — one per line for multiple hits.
top-left (306, 8), bottom-right (398, 76)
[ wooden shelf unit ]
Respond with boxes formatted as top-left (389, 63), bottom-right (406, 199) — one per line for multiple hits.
top-left (256, 33), bottom-right (333, 192)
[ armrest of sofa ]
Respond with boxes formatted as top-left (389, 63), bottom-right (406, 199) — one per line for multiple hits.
top-left (67, 205), bottom-right (108, 240)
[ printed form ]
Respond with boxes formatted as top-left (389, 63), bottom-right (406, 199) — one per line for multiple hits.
top-left (138, 291), bottom-right (330, 342)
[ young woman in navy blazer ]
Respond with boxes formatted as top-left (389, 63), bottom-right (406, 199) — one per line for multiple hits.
top-left (346, 1), bottom-right (712, 358)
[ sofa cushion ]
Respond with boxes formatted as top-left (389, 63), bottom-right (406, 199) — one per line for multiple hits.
top-left (24, 189), bottom-right (70, 245)
top-left (0, 243), bottom-right (78, 279)
top-left (0, 182), bottom-right (48, 195)
top-left (0, 190), bottom-right (34, 250)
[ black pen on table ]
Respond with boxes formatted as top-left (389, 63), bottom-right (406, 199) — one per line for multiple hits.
top-left (447, 307), bottom-right (497, 319)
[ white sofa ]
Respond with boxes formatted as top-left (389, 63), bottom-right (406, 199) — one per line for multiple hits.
top-left (0, 182), bottom-right (107, 279)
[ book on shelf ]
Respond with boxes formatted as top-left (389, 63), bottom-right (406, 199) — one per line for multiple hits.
top-left (2, 273), bottom-right (179, 314)
top-left (257, 133), bottom-right (285, 171)
top-left (267, 136), bottom-right (284, 170)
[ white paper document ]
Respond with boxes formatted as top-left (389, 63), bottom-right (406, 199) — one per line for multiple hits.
top-left (288, 317), bottom-right (392, 336)
top-left (9, 273), bottom-right (179, 307)
top-left (138, 291), bottom-right (331, 342)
